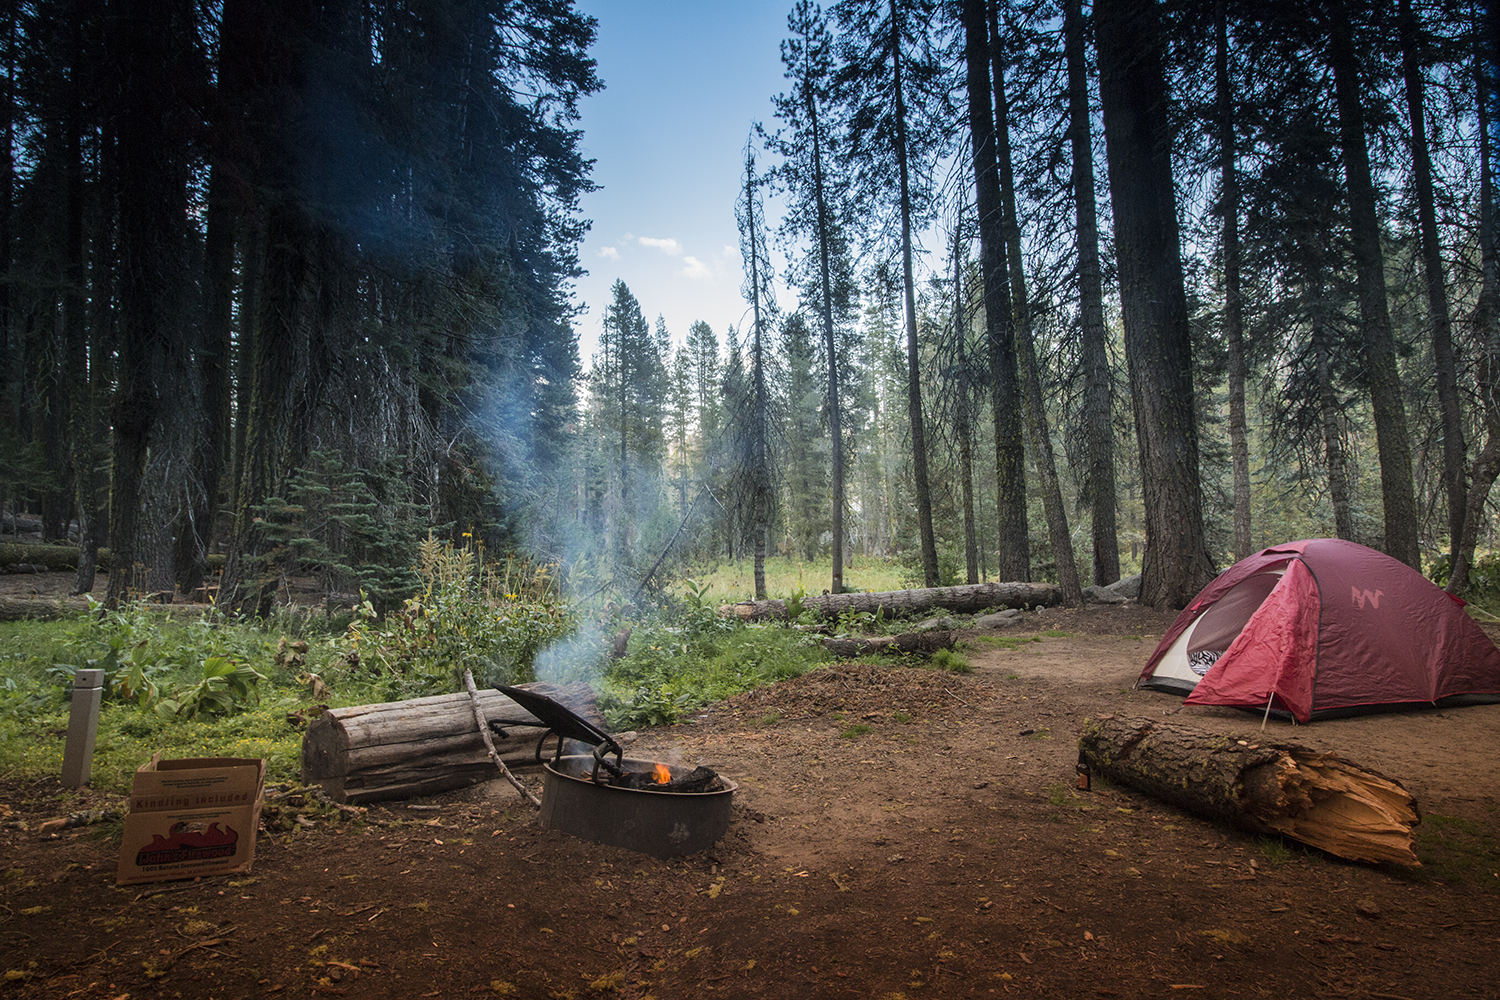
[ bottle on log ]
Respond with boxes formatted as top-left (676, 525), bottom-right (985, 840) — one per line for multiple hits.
top-left (301, 681), bottom-right (603, 804)
top-left (1077, 714), bottom-right (1421, 866)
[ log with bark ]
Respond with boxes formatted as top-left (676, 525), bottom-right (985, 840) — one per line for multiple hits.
top-left (820, 630), bottom-right (958, 659)
top-left (1077, 715), bottom-right (1420, 866)
top-left (301, 681), bottom-right (605, 804)
top-left (723, 581), bottom-right (1060, 623)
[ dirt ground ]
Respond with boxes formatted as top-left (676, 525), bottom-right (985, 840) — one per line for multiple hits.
top-left (2, 579), bottom-right (1499, 999)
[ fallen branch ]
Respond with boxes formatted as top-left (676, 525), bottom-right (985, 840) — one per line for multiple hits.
top-left (463, 668), bottom-right (540, 808)
top-left (821, 630), bottom-right (958, 659)
top-left (1077, 715), bottom-right (1421, 866)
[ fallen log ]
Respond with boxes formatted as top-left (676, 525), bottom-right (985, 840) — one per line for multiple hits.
top-left (1077, 715), bottom-right (1421, 866)
top-left (0, 596), bottom-right (217, 621)
top-left (724, 581), bottom-right (1060, 623)
top-left (301, 681), bottom-right (604, 804)
top-left (821, 630), bottom-right (957, 659)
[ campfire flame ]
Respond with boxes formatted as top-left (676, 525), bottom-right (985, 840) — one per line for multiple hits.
top-left (653, 763), bottom-right (672, 785)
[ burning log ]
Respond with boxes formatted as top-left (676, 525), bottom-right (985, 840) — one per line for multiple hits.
top-left (1077, 715), bottom-right (1421, 866)
top-left (611, 763), bottom-right (723, 793)
top-left (301, 681), bottom-right (604, 804)
top-left (820, 630), bottom-right (957, 659)
top-left (723, 581), bottom-right (1060, 623)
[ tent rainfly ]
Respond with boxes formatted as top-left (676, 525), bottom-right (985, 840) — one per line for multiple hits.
top-left (1137, 539), bottom-right (1500, 723)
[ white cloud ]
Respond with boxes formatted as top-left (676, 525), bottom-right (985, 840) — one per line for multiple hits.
top-left (597, 246), bottom-right (620, 260)
top-left (638, 236), bottom-right (683, 256)
top-left (680, 256), bottom-right (712, 281)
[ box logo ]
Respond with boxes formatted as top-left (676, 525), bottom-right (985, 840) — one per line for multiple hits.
top-left (135, 821), bottom-right (239, 867)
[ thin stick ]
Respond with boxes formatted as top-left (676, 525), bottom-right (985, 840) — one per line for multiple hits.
top-left (463, 669), bottom-right (541, 808)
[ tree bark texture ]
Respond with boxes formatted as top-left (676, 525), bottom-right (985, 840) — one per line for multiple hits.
top-left (992, 37), bottom-right (1081, 605)
top-left (1095, 0), bottom-right (1215, 608)
top-left (1064, 0), bottom-right (1119, 587)
top-left (1078, 716), bottom-right (1420, 866)
top-left (1216, 0), bottom-right (1252, 562)
top-left (723, 580), bottom-right (1060, 622)
top-left (1327, 1), bottom-right (1421, 571)
top-left (301, 682), bottom-right (603, 805)
top-left (965, 0), bottom-right (1029, 584)
top-left (105, 0), bottom-right (194, 608)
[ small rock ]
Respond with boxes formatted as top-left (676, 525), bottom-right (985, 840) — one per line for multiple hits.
top-left (914, 616), bottom-right (955, 631)
top-left (975, 609), bottom-right (1022, 629)
top-left (1354, 899), bottom-right (1381, 919)
top-left (1082, 585), bottom-right (1128, 605)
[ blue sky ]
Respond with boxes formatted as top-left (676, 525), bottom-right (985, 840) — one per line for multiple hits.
top-left (569, 1), bottom-right (794, 364)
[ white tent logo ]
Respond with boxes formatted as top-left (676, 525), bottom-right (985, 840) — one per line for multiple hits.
top-left (1351, 587), bottom-right (1383, 610)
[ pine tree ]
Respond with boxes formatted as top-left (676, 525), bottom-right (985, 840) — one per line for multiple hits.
top-left (834, 0), bottom-right (945, 587)
top-left (770, 0), bottom-right (860, 592)
top-left (730, 139), bottom-right (780, 599)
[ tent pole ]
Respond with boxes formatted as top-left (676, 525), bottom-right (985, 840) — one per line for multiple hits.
top-left (1260, 693), bottom-right (1275, 730)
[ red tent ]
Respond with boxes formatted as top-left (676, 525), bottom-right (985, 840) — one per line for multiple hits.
top-left (1136, 539), bottom-right (1500, 722)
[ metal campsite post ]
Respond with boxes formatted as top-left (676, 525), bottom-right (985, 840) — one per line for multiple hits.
top-left (61, 668), bottom-right (104, 788)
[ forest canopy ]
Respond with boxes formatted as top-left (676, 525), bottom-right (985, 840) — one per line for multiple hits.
top-left (1, 0), bottom-right (1496, 612)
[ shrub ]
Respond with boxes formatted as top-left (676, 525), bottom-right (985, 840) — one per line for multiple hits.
top-left (598, 608), bottom-right (827, 730)
top-left (336, 536), bottom-right (575, 699)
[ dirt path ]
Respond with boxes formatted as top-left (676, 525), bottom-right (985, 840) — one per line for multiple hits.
top-left (2, 603), bottom-right (1498, 998)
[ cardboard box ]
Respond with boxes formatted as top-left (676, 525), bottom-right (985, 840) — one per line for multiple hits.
top-left (116, 754), bottom-right (267, 886)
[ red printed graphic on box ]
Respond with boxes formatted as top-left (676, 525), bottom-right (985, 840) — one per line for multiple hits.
top-left (133, 820), bottom-right (240, 868)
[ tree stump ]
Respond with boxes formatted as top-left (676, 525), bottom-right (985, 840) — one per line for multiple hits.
top-left (301, 681), bottom-right (603, 804)
top-left (1077, 715), bottom-right (1421, 866)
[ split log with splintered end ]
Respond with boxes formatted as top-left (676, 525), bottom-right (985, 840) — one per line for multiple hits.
top-left (1077, 715), bottom-right (1420, 867)
top-left (821, 630), bottom-right (958, 659)
top-left (724, 581), bottom-right (1062, 623)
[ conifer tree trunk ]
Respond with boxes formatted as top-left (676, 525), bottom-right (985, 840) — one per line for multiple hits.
top-left (1400, 0), bottom-right (1464, 567)
top-left (106, 0), bottom-right (194, 608)
top-left (223, 197), bottom-right (316, 617)
top-left (1326, 1), bottom-right (1420, 570)
top-left (1217, 0), bottom-right (1252, 561)
top-left (61, 12), bottom-right (99, 595)
top-left (992, 33), bottom-right (1081, 605)
top-left (0, 7), bottom-right (10, 435)
top-left (1095, 0), bottom-right (1215, 608)
top-left (1064, 0), bottom-right (1118, 586)
top-left (76, 95), bottom-right (115, 596)
top-left (807, 79), bottom-right (847, 595)
top-left (889, 0), bottom-right (939, 588)
top-left (179, 0), bottom-right (251, 597)
top-left (952, 222), bottom-right (979, 584)
top-left (962, 0), bottom-right (1028, 583)
top-left (1316, 328), bottom-right (1355, 541)
top-left (1449, 1), bottom-right (1500, 595)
